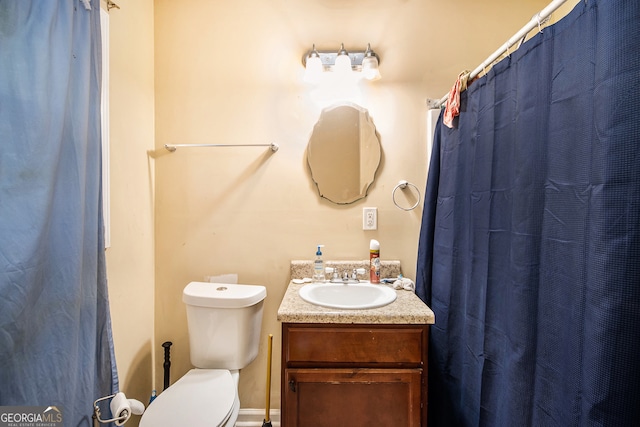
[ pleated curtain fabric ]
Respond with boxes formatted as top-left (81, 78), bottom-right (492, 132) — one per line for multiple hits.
top-left (0, 1), bottom-right (119, 425)
top-left (416, 0), bottom-right (640, 425)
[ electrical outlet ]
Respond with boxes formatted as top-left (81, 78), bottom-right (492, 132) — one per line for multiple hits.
top-left (363, 207), bottom-right (377, 230)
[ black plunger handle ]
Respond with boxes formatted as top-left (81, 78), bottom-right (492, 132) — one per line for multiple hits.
top-left (162, 341), bottom-right (173, 391)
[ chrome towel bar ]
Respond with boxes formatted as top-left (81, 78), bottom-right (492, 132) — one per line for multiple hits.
top-left (164, 143), bottom-right (279, 152)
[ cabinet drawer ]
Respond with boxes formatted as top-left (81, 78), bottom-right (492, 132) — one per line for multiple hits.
top-left (284, 324), bottom-right (426, 366)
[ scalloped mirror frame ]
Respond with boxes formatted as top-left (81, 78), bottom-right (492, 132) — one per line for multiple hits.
top-left (307, 103), bottom-right (382, 204)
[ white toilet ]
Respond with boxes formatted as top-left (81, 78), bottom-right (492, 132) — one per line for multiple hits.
top-left (140, 281), bottom-right (267, 427)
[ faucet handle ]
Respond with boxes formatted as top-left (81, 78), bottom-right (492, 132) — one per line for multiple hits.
top-left (351, 268), bottom-right (367, 281)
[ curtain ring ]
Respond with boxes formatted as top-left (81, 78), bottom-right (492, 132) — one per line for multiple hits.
top-left (392, 180), bottom-right (421, 211)
top-left (537, 14), bottom-right (544, 33)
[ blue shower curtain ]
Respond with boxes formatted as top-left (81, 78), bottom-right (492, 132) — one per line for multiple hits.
top-left (416, 0), bottom-right (640, 426)
top-left (0, 1), bottom-right (118, 426)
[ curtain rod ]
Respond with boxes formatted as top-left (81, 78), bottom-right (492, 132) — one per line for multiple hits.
top-left (429, 0), bottom-right (569, 109)
top-left (164, 143), bottom-right (279, 152)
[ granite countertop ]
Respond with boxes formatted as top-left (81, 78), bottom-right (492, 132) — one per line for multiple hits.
top-left (277, 281), bottom-right (435, 324)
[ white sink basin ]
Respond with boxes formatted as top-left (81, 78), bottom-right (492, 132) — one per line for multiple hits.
top-left (298, 282), bottom-right (397, 310)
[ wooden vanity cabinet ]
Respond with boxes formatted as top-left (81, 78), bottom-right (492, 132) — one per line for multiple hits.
top-left (281, 323), bottom-right (429, 427)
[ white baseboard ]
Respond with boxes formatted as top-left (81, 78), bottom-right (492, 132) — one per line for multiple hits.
top-left (235, 408), bottom-right (280, 427)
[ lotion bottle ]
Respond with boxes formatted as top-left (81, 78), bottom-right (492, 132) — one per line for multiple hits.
top-left (370, 239), bottom-right (380, 283)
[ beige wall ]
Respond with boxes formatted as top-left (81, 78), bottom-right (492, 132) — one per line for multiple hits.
top-left (555, 0), bottom-right (581, 23)
top-left (106, 0), bottom-right (580, 416)
top-left (105, 0), bottom-right (156, 423)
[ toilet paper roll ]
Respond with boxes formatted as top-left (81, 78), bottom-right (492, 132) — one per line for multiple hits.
top-left (127, 398), bottom-right (145, 416)
top-left (110, 392), bottom-right (131, 426)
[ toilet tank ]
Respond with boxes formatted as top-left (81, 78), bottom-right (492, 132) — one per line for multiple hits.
top-left (183, 282), bottom-right (267, 370)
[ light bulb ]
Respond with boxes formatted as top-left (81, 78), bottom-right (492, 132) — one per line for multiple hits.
top-left (304, 55), bottom-right (323, 83)
top-left (362, 55), bottom-right (381, 81)
top-left (334, 43), bottom-right (352, 75)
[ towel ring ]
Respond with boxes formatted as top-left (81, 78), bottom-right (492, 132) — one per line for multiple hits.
top-left (392, 180), bottom-right (421, 211)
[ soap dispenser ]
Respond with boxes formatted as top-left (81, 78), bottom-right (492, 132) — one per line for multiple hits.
top-left (313, 245), bottom-right (325, 282)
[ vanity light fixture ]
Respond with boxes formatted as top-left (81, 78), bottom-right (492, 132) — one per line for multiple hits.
top-left (302, 43), bottom-right (381, 83)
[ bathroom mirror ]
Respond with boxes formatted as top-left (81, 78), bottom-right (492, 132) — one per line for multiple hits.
top-left (307, 103), bottom-right (381, 204)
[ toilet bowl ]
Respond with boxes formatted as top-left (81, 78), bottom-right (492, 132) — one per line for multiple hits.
top-left (139, 282), bottom-right (266, 427)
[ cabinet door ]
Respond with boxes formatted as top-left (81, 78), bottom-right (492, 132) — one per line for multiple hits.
top-left (284, 368), bottom-right (422, 427)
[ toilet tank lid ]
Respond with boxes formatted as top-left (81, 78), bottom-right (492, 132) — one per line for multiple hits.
top-left (183, 282), bottom-right (267, 308)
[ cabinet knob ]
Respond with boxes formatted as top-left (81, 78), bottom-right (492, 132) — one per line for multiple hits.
top-left (289, 379), bottom-right (296, 392)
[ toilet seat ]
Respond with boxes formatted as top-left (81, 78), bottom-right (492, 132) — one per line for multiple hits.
top-left (140, 369), bottom-right (237, 427)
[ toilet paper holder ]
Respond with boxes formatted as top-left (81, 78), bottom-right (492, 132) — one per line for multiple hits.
top-left (93, 392), bottom-right (145, 426)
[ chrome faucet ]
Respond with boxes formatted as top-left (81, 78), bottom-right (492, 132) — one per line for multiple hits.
top-left (326, 267), bottom-right (367, 283)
